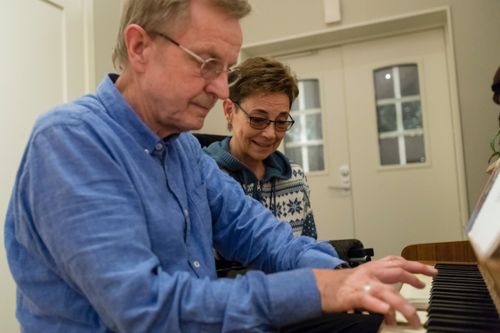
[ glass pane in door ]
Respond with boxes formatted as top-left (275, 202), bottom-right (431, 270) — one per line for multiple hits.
top-left (373, 64), bottom-right (426, 166)
top-left (285, 79), bottom-right (325, 172)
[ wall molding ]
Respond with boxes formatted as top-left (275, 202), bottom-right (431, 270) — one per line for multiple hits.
top-left (242, 7), bottom-right (448, 58)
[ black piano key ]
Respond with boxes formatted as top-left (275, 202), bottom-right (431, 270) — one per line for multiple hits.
top-left (429, 301), bottom-right (498, 316)
top-left (434, 263), bottom-right (479, 270)
top-left (426, 315), bottom-right (500, 330)
top-left (431, 280), bottom-right (488, 288)
top-left (428, 313), bottom-right (500, 325)
top-left (429, 291), bottom-right (490, 303)
top-left (430, 285), bottom-right (490, 295)
top-left (434, 275), bottom-right (485, 281)
top-left (426, 324), bottom-right (498, 333)
top-left (425, 326), bottom-right (495, 332)
top-left (429, 304), bottom-right (496, 317)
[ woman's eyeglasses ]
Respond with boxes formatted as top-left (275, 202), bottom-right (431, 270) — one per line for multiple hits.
top-left (234, 102), bottom-right (294, 132)
top-left (150, 31), bottom-right (239, 86)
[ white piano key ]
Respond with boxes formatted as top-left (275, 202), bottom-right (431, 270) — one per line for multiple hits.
top-left (398, 274), bottom-right (433, 310)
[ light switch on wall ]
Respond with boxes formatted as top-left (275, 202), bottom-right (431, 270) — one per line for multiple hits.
top-left (323, 0), bottom-right (341, 24)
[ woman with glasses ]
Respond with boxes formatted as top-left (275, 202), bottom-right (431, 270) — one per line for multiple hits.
top-left (204, 56), bottom-right (317, 239)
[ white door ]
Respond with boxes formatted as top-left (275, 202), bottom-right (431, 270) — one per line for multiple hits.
top-left (278, 47), bottom-right (355, 241)
top-left (343, 29), bottom-right (465, 258)
top-left (0, 1), bottom-right (92, 331)
top-left (280, 28), bottom-right (465, 257)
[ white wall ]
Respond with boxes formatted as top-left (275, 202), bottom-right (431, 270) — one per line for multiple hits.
top-left (93, 0), bottom-right (123, 83)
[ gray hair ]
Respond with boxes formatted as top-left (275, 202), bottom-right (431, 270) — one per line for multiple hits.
top-left (112, 0), bottom-right (251, 71)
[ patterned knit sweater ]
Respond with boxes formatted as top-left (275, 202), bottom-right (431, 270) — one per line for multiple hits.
top-left (204, 137), bottom-right (317, 239)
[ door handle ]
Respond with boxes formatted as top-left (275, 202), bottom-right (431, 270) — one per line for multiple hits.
top-left (329, 164), bottom-right (351, 191)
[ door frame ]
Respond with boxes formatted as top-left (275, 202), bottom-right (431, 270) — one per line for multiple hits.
top-left (240, 6), bottom-right (468, 236)
top-left (43, 0), bottom-right (96, 98)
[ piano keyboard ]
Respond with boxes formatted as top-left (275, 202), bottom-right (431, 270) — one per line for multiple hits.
top-left (426, 263), bottom-right (500, 332)
top-left (381, 263), bottom-right (500, 332)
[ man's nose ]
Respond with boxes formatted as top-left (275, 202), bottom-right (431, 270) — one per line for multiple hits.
top-left (205, 72), bottom-right (229, 100)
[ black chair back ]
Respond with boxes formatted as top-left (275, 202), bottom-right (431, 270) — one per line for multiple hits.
top-left (193, 133), bottom-right (227, 147)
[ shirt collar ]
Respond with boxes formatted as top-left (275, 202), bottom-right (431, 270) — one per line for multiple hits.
top-left (96, 74), bottom-right (163, 154)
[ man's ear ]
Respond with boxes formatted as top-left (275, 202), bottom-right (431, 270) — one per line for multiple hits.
top-left (222, 99), bottom-right (234, 122)
top-left (124, 24), bottom-right (152, 72)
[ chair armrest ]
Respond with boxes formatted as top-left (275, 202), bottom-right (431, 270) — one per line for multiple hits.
top-left (328, 239), bottom-right (374, 267)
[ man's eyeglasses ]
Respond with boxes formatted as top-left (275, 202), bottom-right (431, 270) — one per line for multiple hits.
top-left (150, 31), bottom-right (239, 86)
top-left (234, 102), bottom-right (295, 132)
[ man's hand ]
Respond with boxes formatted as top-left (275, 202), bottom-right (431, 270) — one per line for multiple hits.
top-left (313, 255), bottom-right (437, 327)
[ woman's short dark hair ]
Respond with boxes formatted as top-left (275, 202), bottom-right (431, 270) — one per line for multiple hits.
top-left (229, 57), bottom-right (299, 108)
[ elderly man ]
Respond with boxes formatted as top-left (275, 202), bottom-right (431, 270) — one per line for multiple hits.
top-left (5, 0), bottom-right (436, 332)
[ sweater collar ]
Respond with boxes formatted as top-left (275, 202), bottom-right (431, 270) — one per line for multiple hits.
top-left (204, 136), bottom-right (292, 183)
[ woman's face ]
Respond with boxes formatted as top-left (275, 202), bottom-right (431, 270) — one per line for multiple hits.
top-left (224, 92), bottom-right (291, 167)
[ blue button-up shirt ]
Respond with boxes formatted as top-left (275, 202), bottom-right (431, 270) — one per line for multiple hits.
top-left (5, 74), bottom-right (344, 332)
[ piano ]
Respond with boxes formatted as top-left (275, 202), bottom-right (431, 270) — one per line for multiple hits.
top-left (380, 159), bottom-right (500, 332)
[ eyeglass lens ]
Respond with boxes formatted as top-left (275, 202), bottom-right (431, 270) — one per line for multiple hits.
top-left (201, 60), bottom-right (239, 86)
top-left (248, 117), bottom-right (293, 131)
top-left (235, 103), bottom-right (294, 131)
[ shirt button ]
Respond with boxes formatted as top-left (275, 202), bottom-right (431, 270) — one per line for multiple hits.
top-left (155, 143), bottom-right (164, 151)
top-left (144, 149), bottom-right (150, 154)
top-left (183, 209), bottom-right (189, 218)
top-left (193, 260), bottom-right (201, 268)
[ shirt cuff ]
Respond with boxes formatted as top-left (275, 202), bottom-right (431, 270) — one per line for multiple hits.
top-left (296, 250), bottom-right (346, 269)
top-left (266, 268), bottom-right (322, 327)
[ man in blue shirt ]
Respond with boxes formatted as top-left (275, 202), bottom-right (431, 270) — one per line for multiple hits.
top-left (4, 0), bottom-right (436, 332)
